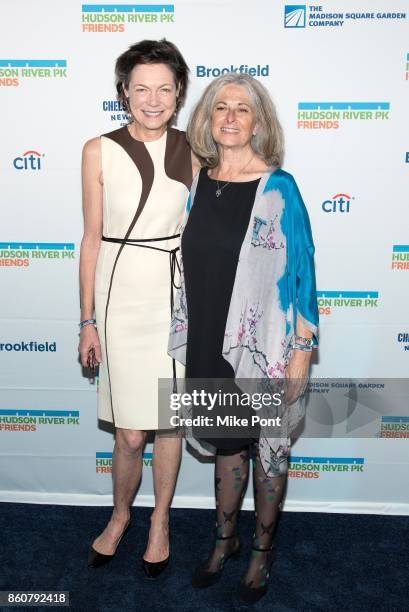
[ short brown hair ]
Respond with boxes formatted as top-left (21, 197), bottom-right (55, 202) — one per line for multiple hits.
top-left (187, 73), bottom-right (284, 168)
top-left (115, 39), bottom-right (189, 114)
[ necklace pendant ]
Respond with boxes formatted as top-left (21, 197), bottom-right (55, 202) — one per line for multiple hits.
top-left (215, 188), bottom-right (222, 197)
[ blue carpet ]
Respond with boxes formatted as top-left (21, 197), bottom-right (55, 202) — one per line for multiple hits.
top-left (0, 503), bottom-right (408, 611)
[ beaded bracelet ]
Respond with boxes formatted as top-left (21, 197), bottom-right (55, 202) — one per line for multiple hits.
top-left (292, 342), bottom-right (313, 352)
top-left (79, 318), bottom-right (97, 330)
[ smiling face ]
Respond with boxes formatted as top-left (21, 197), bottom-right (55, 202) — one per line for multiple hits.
top-left (124, 63), bottom-right (179, 139)
top-left (211, 84), bottom-right (258, 151)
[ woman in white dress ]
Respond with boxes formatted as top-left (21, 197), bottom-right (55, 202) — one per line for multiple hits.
top-left (78, 39), bottom-right (198, 577)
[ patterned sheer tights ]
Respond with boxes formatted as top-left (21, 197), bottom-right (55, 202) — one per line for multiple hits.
top-left (202, 443), bottom-right (287, 588)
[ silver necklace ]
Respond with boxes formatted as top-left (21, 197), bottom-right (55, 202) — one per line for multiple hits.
top-left (214, 155), bottom-right (254, 197)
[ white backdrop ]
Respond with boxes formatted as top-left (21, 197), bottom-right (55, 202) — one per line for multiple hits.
top-left (1, 0), bottom-right (408, 514)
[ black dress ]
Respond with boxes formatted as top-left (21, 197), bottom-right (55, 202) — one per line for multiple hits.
top-left (182, 168), bottom-right (261, 450)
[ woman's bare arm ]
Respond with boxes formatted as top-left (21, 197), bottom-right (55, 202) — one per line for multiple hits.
top-left (78, 137), bottom-right (103, 365)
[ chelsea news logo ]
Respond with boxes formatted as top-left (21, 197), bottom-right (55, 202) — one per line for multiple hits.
top-left (0, 60), bottom-right (67, 88)
top-left (284, 5), bottom-right (406, 29)
top-left (81, 4), bottom-right (175, 32)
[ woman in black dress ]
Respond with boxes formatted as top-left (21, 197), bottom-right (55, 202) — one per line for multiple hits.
top-left (170, 73), bottom-right (319, 604)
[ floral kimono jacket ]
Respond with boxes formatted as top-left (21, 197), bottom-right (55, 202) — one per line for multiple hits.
top-left (168, 168), bottom-right (319, 477)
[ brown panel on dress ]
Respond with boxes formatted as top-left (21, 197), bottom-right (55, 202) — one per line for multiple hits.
top-left (164, 128), bottom-right (193, 191)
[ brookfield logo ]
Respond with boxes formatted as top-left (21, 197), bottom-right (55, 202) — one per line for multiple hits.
top-left (0, 242), bottom-right (75, 268)
top-left (288, 456), bottom-right (365, 478)
top-left (81, 4), bottom-right (175, 32)
top-left (96, 451), bottom-right (153, 472)
top-left (13, 150), bottom-right (44, 170)
top-left (0, 409), bottom-right (79, 432)
top-left (317, 291), bottom-right (378, 316)
top-left (0, 60), bottom-right (67, 88)
top-left (196, 64), bottom-right (269, 78)
top-left (297, 102), bottom-right (390, 129)
top-left (392, 245), bottom-right (409, 270)
top-left (0, 341), bottom-right (56, 352)
top-left (284, 5), bottom-right (406, 29)
top-left (322, 193), bottom-right (354, 213)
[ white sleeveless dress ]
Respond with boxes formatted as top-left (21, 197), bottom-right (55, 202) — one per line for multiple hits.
top-left (94, 126), bottom-right (191, 430)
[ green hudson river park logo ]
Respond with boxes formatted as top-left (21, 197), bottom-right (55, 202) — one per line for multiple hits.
top-left (0, 410), bottom-right (79, 432)
top-left (288, 456), bottom-right (365, 479)
top-left (81, 4), bottom-right (175, 32)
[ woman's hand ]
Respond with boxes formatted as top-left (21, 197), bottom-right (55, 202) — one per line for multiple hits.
top-left (285, 349), bottom-right (311, 406)
top-left (78, 325), bottom-right (102, 368)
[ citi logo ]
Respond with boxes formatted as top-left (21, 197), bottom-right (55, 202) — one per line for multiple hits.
top-left (13, 150), bottom-right (44, 170)
top-left (322, 193), bottom-right (354, 213)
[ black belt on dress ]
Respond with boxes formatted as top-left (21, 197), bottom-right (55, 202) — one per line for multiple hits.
top-left (102, 233), bottom-right (181, 387)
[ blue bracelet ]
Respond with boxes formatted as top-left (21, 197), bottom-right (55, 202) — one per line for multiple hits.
top-left (79, 319), bottom-right (97, 330)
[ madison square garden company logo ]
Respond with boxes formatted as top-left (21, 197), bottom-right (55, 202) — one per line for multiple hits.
top-left (284, 5), bottom-right (406, 28)
top-left (0, 410), bottom-right (79, 432)
top-left (317, 291), bottom-right (379, 316)
top-left (0, 243), bottom-right (75, 268)
top-left (81, 4), bottom-right (175, 32)
top-left (391, 245), bottom-right (409, 270)
top-left (96, 451), bottom-right (152, 472)
top-left (0, 60), bottom-right (67, 88)
top-left (297, 102), bottom-right (390, 129)
top-left (288, 456), bottom-right (365, 479)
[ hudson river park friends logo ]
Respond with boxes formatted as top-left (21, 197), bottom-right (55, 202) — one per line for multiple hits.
top-left (96, 451), bottom-right (152, 472)
top-left (297, 102), bottom-right (390, 129)
top-left (81, 3), bottom-right (175, 32)
top-left (391, 245), bottom-right (409, 270)
top-left (317, 291), bottom-right (378, 316)
top-left (0, 243), bottom-right (75, 268)
top-left (0, 60), bottom-right (67, 88)
top-left (0, 409), bottom-right (79, 432)
top-left (288, 456), bottom-right (365, 478)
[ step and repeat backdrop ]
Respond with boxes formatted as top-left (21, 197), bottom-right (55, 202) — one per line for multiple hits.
top-left (1, 1), bottom-right (408, 513)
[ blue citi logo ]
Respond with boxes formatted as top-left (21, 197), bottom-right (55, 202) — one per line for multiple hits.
top-left (284, 5), bottom-right (306, 28)
top-left (322, 193), bottom-right (354, 213)
top-left (13, 150), bottom-right (44, 170)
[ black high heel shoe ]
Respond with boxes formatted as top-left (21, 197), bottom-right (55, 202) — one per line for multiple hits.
top-left (238, 544), bottom-right (275, 604)
top-left (191, 533), bottom-right (241, 588)
top-left (87, 520), bottom-right (131, 568)
top-left (142, 554), bottom-right (170, 579)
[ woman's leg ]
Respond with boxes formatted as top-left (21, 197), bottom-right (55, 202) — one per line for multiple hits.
top-left (241, 442), bottom-right (288, 589)
top-left (200, 446), bottom-right (250, 572)
top-left (143, 433), bottom-right (182, 562)
top-left (91, 428), bottom-right (146, 554)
